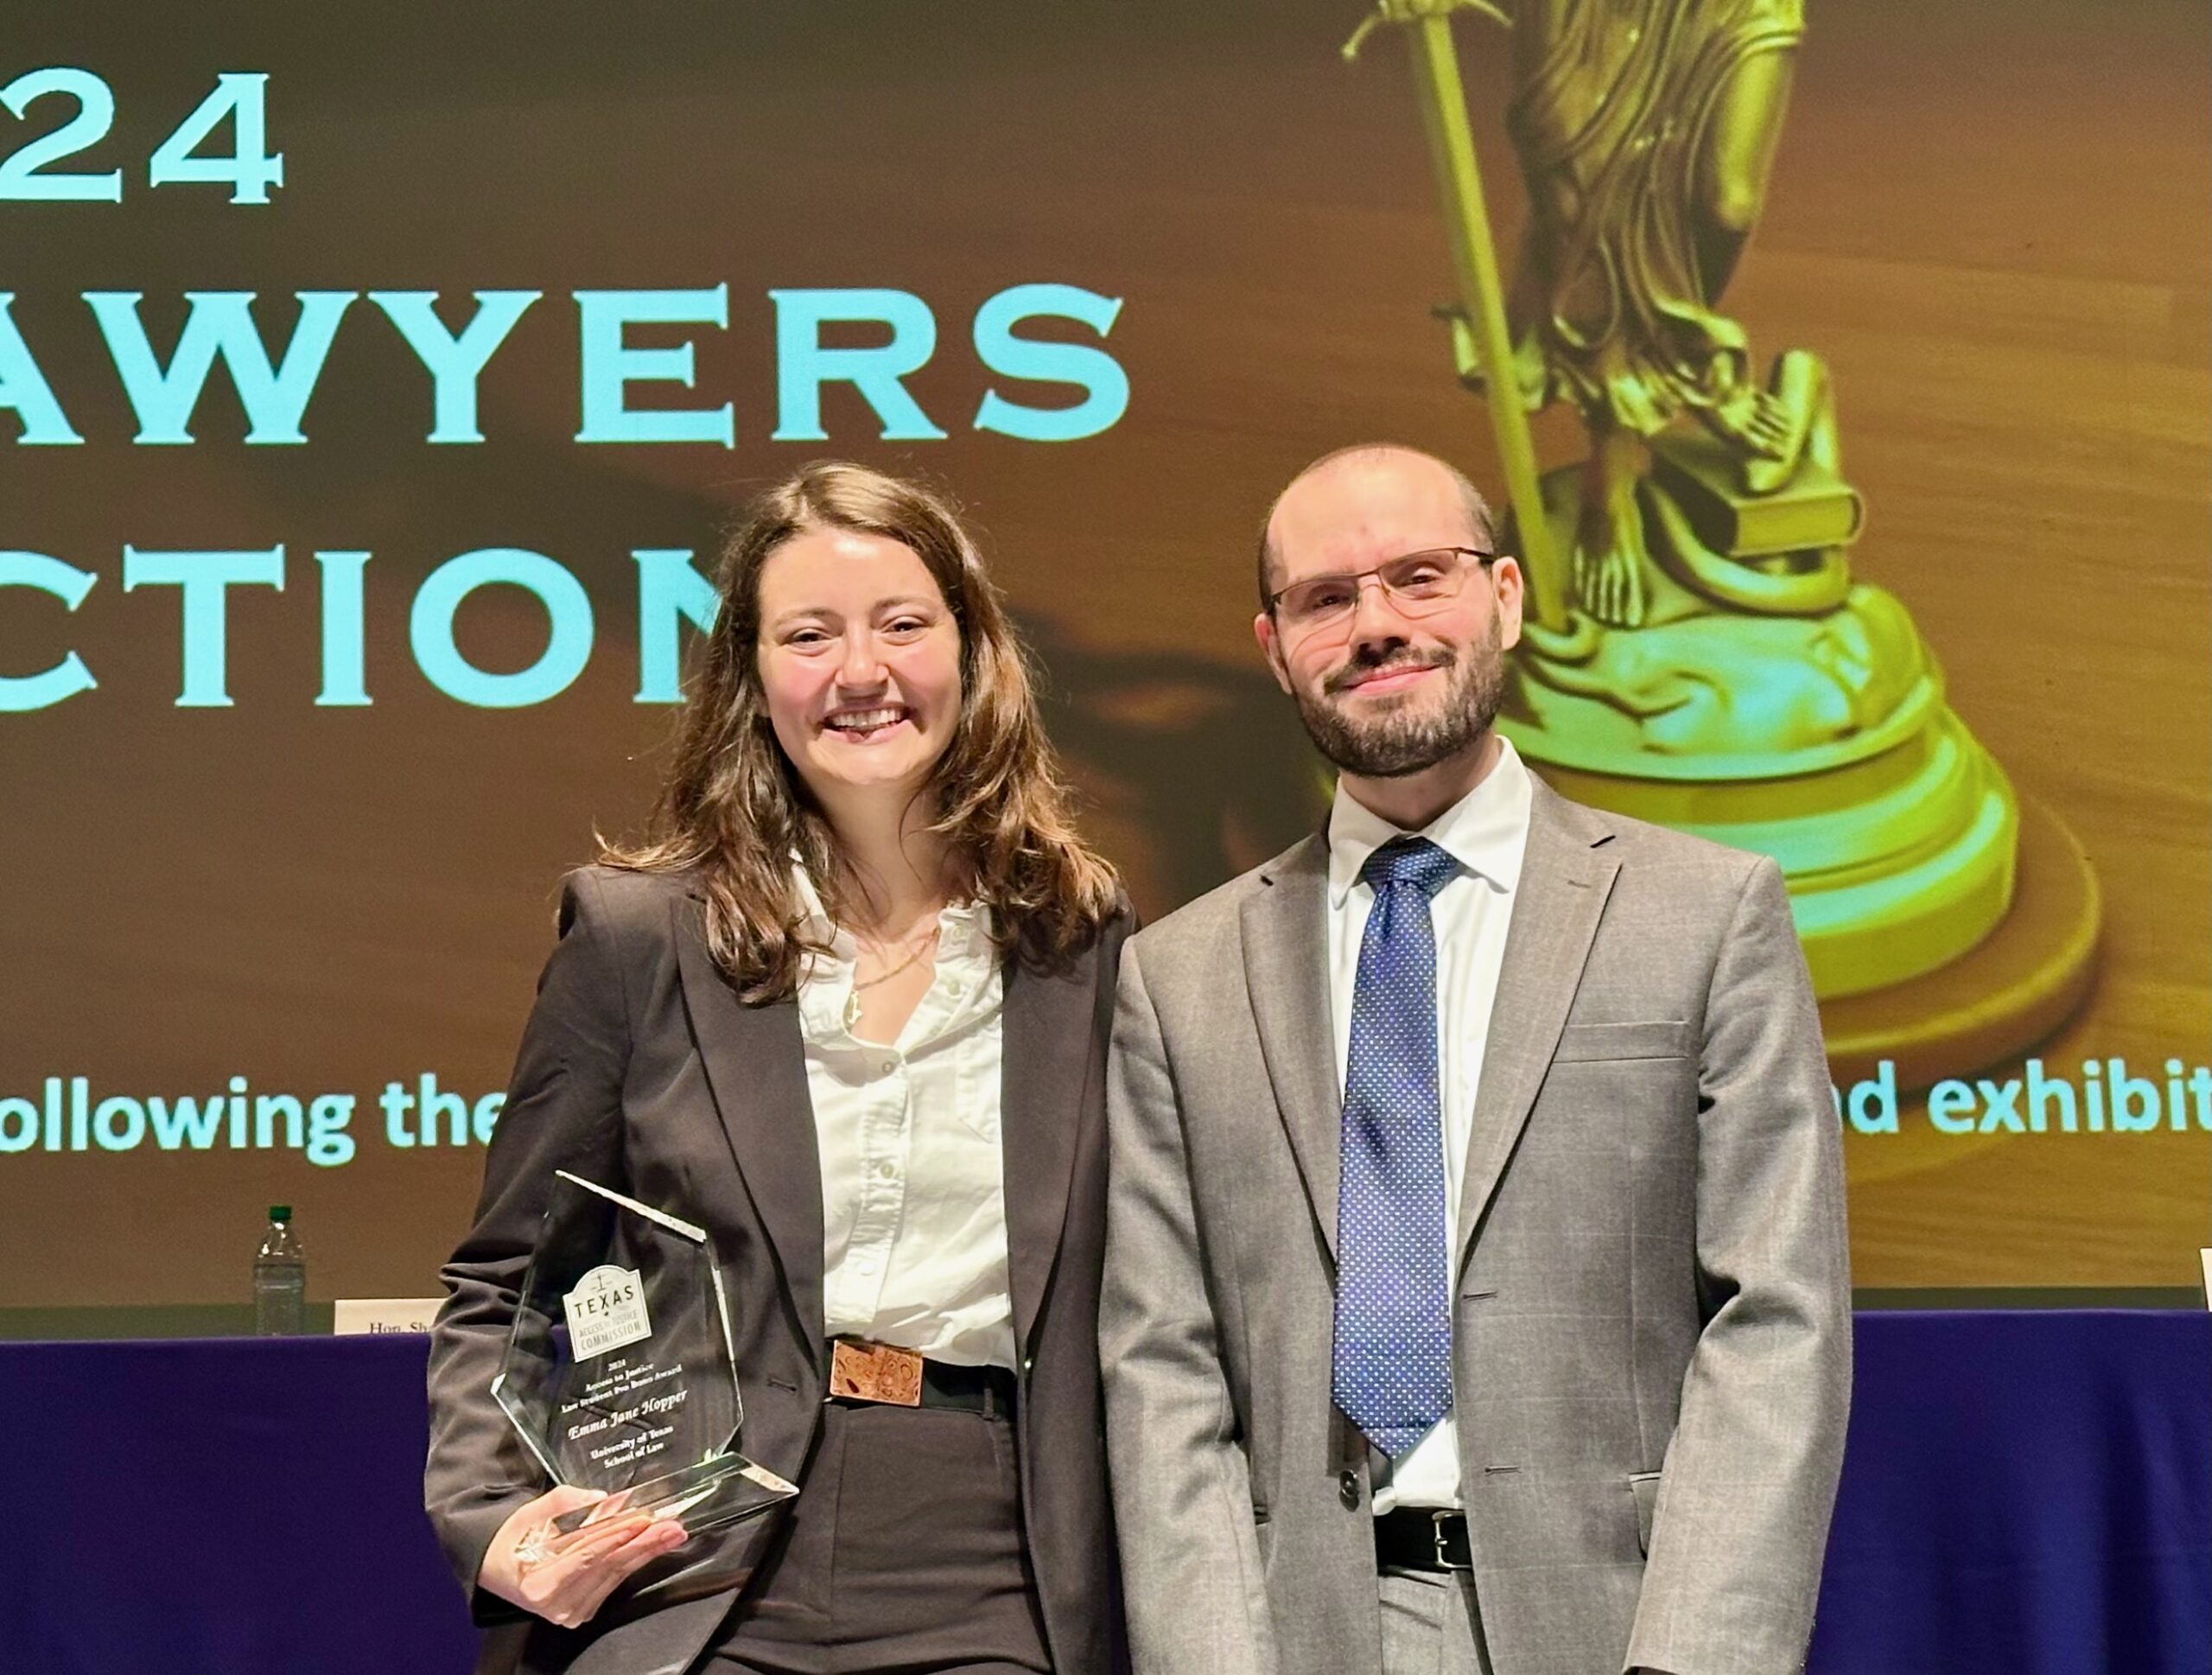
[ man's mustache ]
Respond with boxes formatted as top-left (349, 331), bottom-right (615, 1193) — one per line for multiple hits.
top-left (1323, 648), bottom-right (1453, 697)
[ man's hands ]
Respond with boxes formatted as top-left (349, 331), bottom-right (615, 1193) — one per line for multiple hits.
top-left (479, 1485), bottom-right (688, 1628)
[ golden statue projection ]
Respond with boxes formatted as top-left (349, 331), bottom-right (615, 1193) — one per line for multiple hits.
top-left (1345, 0), bottom-right (2100, 1086)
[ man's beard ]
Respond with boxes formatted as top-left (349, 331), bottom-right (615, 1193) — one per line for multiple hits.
top-left (1292, 620), bottom-right (1506, 779)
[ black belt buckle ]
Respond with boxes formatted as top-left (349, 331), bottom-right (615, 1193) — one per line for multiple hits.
top-left (1431, 1510), bottom-right (1472, 1572)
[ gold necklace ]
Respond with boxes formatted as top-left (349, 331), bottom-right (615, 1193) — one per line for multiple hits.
top-left (842, 921), bottom-right (942, 1029)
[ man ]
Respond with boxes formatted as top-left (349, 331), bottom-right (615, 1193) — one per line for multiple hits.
top-left (1101, 444), bottom-right (1849, 1675)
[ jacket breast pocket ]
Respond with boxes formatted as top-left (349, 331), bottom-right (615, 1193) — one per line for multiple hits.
top-left (1553, 1021), bottom-right (1691, 1063)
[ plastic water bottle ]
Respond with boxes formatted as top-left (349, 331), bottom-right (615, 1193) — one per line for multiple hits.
top-left (253, 1205), bottom-right (307, 1335)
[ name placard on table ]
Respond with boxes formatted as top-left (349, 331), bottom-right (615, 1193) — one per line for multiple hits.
top-left (334, 1298), bottom-right (445, 1336)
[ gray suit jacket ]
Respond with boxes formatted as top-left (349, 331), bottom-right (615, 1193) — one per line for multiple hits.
top-left (427, 866), bottom-right (1131, 1675)
top-left (1101, 779), bottom-right (1849, 1675)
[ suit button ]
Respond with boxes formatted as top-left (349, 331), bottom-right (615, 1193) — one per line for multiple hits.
top-left (1339, 1469), bottom-right (1360, 1506)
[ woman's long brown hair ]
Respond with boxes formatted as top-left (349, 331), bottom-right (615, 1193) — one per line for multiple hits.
top-left (601, 461), bottom-right (1119, 1002)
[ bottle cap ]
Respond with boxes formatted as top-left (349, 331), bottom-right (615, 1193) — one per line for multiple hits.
top-left (270, 1205), bottom-right (293, 1222)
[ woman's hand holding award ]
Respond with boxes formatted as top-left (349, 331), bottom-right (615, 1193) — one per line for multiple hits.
top-left (490, 1171), bottom-right (798, 1602)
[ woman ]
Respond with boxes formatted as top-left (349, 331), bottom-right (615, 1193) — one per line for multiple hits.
top-left (425, 462), bottom-right (1129, 1675)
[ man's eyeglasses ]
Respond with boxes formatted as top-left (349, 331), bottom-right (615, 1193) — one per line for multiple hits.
top-left (1266, 546), bottom-right (1497, 637)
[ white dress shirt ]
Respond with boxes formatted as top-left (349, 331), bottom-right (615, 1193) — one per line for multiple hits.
top-left (1325, 738), bottom-right (1534, 1512)
top-left (793, 872), bottom-right (1017, 1370)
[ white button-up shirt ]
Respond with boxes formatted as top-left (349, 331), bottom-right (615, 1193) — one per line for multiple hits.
top-left (794, 873), bottom-right (1016, 1370)
top-left (1325, 738), bottom-right (1533, 1512)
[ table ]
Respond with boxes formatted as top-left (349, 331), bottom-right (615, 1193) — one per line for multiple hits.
top-left (1, 1313), bottom-right (2203, 1675)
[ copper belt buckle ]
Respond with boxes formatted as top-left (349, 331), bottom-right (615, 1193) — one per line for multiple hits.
top-left (829, 1337), bottom-right (924, 1406)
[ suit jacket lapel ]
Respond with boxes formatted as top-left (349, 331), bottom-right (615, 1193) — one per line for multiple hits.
top-left (671, 899), bottom-right (827, 1365)
top-left (1242, 833), bottom-right (1343, 1263)
top-left (1457, 780), bottom-right (1618, 1271)
top-left (999, 952), bottom-right (1095, 1357)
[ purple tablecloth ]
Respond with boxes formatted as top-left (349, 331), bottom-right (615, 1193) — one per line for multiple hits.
top-left (1810, 1311), bottom-right (2210, 1673)
top-left (1, 1312), bottom-right (2205, 1675)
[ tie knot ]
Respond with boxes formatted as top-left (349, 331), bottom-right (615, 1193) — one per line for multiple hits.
top-left (1360, 836), bottom-right (1457, 900)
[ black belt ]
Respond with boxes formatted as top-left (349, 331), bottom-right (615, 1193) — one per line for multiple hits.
top-left (917, 1359), bottom-right (1018, 1417)
top-left (1375, 1507), bottom-right (1472, 1572)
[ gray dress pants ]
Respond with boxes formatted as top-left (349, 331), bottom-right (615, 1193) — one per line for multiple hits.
top-left (1378, 1568), bottom-right (1495, 1675)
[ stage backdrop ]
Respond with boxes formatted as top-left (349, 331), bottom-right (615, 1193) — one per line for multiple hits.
top-left (2, 0), bottom-right (2207, 1325)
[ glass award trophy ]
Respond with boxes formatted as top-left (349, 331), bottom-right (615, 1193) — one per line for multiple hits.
top-left (493, 1170), bottom-right (798, 1547)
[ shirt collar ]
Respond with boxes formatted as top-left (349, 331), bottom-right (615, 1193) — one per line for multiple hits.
top-left (791, 865), bottom-right (842, 952)
top-left (1325, 736), bottom-right (1533, 909)
top-left (791, 863), bottom-right (994, 963)
top-left (792, 860), bottom-right (1001, 1048)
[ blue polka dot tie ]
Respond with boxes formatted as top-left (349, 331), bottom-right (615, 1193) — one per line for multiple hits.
top-left (1332, 835), bottom-right (1459, 1459)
